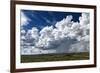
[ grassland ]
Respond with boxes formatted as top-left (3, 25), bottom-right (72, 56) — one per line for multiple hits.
top-left (21, 52), bottom-right (89, 63)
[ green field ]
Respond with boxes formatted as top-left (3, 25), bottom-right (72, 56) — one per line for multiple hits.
top-left (21, 52), bottom-right (89, 63)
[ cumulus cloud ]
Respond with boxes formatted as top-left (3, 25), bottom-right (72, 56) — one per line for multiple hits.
top-left (21, 13), bottom-right (90, 55)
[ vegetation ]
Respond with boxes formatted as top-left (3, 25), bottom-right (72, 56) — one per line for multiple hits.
top-left (21, 52), bottom-right (89, 63)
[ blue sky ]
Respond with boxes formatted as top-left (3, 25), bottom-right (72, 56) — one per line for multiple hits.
top-left (21, 10), bottom-right (81, 31)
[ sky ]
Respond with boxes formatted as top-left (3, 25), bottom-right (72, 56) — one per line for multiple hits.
top-left (20, 10), bottom-right (90, 55)
top-left (21, 10), bottom-right (81, 31)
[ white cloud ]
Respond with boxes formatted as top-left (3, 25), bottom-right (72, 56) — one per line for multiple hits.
top-left (55, 15), bottom-right (73, 30)
top-left (79, 13), bottom-right (90, 26)
top-left (21, 13), bottom-right (90, 55)
top-left (21, 29), bottom-right (26, 34)
top-left (24, 27), bottom-right (39, 45)
top-left (21, 12), bottom-right (31, 26)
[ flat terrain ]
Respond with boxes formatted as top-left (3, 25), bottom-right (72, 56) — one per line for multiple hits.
top-left (21, 52), bottom-right (89, 63)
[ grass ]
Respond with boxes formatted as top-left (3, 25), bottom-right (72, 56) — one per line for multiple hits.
top-left (21, 52), bottom-right (89, 63)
